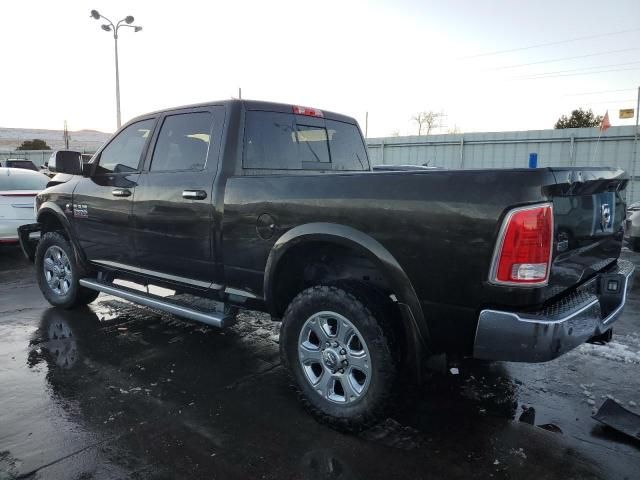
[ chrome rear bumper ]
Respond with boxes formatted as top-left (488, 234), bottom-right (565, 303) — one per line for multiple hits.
top-left (473, 259), bottom-right (635, 362)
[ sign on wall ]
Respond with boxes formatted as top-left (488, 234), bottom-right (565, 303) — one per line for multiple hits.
top-left (619, 109), bottom-right (635, 119)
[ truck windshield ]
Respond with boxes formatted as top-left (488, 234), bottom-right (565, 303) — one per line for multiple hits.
top-left (243, 111), bottom-right (369, 171)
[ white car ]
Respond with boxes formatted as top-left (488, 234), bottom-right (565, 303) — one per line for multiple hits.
top-left (0, 167), bottom-right (49, 244)
top-left (626, 202), bottom-right (640, 252)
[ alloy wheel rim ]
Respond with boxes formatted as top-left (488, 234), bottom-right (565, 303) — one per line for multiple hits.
top-left (43, 246), bottom-right (72, 296)
top-left (297, 311), bottom-right (372, 404)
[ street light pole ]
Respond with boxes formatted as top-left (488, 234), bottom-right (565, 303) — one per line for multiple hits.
top-left (90, 10), bottom-right (142, 130)
top-left (114, 30), bottom-right (121, 128)
top-left (632, 85), bottom-right (640, 203)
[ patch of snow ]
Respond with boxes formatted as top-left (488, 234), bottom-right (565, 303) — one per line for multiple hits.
top-left (510, 448), bottom-right (527, 460)
top-left (577, 341), bottom-right (640, 364)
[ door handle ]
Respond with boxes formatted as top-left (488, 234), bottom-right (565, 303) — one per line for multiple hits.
top-left (112, 188), bottom-right (131, 197)
top-left (182, 190), bottom-right (207, 200)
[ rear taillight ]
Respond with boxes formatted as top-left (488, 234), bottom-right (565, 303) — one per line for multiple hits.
top-left (292, 105), bottom-right (324, 118)
top-left (490, 204), bottom-right (553, 286)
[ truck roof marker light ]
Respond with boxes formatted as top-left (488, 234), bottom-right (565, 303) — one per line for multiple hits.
top-left (292, 106), bottom-right (324, 118)
top-left (490, 203), bottom-right (553, 286)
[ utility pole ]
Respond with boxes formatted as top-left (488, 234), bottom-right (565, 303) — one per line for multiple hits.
top-left (365, 111), bottom-right (368, 138)
top-left (238, 87), bottom-right (242, 99)
top-left (63, 120), bottom-right (70, 149)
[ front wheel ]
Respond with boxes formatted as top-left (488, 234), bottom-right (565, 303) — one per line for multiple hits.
top-left (279, 285), bottom-right (398, 432)
top-left (35, 232), bottom-right (99, 309)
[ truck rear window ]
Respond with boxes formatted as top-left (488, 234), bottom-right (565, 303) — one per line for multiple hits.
top-left (243, 111), bottom-right (369, 171)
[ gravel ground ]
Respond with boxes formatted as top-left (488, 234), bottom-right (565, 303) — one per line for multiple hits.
top-left (0, 245), bottom-right (638, 479)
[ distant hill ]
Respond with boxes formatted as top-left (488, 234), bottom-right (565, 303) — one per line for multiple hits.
top-left (0, 127), bottom-right (112, 152)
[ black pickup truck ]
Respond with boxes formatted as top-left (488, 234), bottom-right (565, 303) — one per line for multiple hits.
top-left (20, 100), bottom-right (635, 431)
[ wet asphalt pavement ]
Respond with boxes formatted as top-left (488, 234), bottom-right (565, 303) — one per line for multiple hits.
top-left (1, 246), bottom-right (639, 480)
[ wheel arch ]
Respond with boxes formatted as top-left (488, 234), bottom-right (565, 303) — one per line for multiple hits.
top-left (37, 202), bottom-right (70, 234)
top-left (37, 202), bottom-right (89, 271)
top-left (264, 223), bottom-right (431, 353)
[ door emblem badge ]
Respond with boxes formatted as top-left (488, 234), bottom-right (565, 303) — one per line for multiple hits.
top-left (73, 204), bottom-right (89, 218)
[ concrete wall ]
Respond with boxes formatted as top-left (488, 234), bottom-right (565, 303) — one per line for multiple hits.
top-left (367, 126), bottom-right (639, 203)
top-left (0, 149), bottom-right (96, 169)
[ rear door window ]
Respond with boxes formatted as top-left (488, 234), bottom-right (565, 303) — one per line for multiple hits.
top-left (243, 111), bottom-right (369, 171)
top-left (150, 112), bottom-right (213, 172)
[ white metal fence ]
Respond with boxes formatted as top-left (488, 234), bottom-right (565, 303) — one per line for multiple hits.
top-left (2, 128), bottom-right (638, 203)
top-left (366, 125), bottom-right (639, 203)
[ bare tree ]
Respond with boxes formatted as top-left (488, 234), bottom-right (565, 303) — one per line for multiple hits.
top-left (390, 129), bottom-right (400, 137)
top-left (448, 124), bottom-right (462, 134)
top-left (411, 111), bottom-right (443, 136)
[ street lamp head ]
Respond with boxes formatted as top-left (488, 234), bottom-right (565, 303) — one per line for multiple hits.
top-left (101, 24), bottom-right (112, 32)
top-left (134, 26), bottom-right (143, 32)
top-left (125, 15), bottom-right (134, 24)
top-left (90, 9), bottom-right (100, 20)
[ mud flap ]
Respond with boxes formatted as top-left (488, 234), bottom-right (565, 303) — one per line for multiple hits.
top-left (587, 328), bottom-right (613, 345)
top-left (17, 223), bottom-right (40, 262)
top-left (592, 399), bottom-right (640, 441)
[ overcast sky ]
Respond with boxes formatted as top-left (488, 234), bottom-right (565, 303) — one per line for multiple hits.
top-left (1, 0), bottom-right (639, 136)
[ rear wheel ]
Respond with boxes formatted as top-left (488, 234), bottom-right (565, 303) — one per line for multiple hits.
top-left (280, 285), bottom-right (397, 432)
top-left (35, 232), bottom-right (99, 309)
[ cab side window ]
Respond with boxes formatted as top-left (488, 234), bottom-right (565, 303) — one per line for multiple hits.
top-left (96, 119), bottom-right (155, 174)
top-left (150, 112), bottom-right (213, 172)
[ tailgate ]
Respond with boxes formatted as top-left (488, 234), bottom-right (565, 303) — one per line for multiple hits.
top-left (549, 167), bottom-right (628, 291)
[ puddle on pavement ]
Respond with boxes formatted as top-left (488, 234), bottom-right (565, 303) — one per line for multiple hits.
top-left (2, 289), bottom-right (635, 479)
top-left (4, 247), bottom-right (640, 478)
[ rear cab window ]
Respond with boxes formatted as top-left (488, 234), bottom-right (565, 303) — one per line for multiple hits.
top-left (243, 110), bottom-right (369, 172)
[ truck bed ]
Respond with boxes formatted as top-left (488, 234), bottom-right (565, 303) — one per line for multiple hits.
top-left (222, 166), bottom-right (627, 352)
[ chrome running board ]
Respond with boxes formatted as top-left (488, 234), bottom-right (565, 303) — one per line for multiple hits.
top-left (79, 278), bottom-right (232, 328)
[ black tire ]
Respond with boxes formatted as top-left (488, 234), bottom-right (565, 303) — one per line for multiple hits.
top-left (35, 232), bottom-right (99, 309)
top-left (280, 285), bottom-right (398, 432)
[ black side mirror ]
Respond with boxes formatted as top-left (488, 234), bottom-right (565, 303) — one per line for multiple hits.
top-left (48, 151), bottom-right (83, 175)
